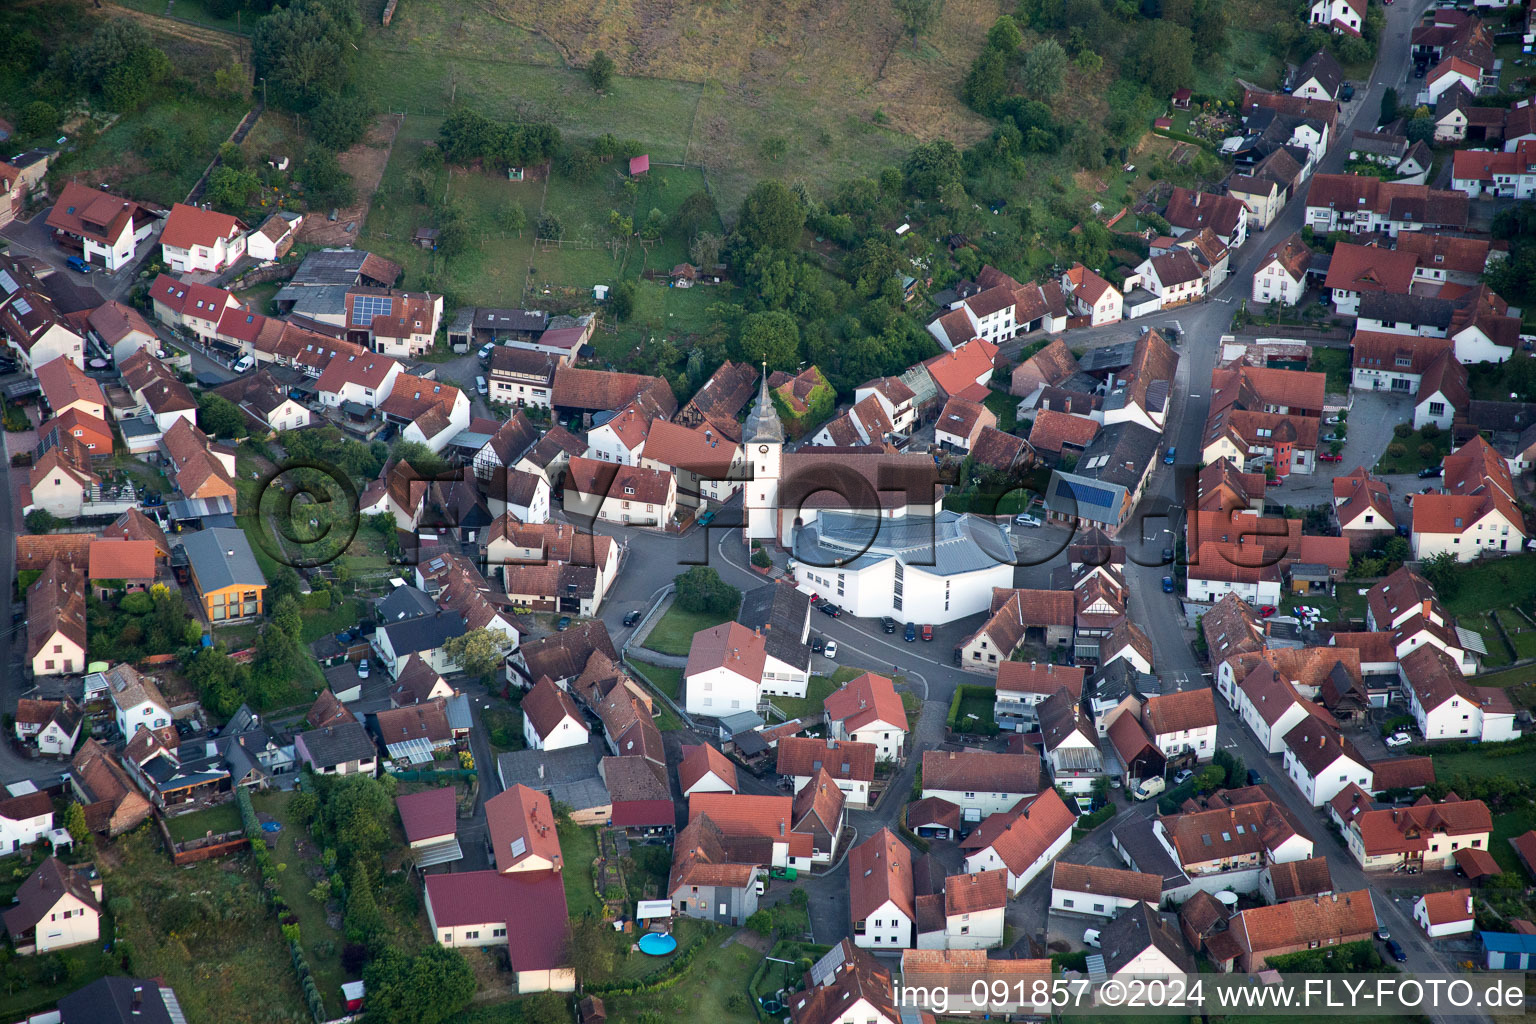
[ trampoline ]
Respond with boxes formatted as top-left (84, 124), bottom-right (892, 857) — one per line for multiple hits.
top-left (637, 932), bottom-right (677, 956)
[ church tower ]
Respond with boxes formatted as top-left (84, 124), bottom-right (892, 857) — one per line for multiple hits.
top-left (743, 366), bottom-right (783, 543)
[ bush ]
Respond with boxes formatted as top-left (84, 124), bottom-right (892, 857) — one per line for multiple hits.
top-left (751, 548), bottom-right (772, 569)
top-left (1393, 423), bottom-right (1413, 439)
top-left (1419, 422), bottom-right (1440, 439)
top-left (1417, 442), bottom-right (1437, 461)
top-left (1386, 443), bottom-right (1406, 459)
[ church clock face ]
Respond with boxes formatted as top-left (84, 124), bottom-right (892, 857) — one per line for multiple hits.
top-left (759, 445), bottom-right (769, 453)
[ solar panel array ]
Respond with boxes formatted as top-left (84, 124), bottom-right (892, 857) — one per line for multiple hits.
top-left (351, 293), bottom-right (392, 326)
top-left (1055, 476), bottom-right (1116, 510)
top-left (0, 271), bottom-right (17, 296)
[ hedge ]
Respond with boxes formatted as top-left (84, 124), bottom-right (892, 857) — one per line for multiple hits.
top-left (1150, 127), bottom-right (1219, 153)
top-left (896, 818), bottom-right (932, 854)
top-left (238, 789), bottom-right (328, 1023)
top-left (583, 930), bottom-right (710, 995)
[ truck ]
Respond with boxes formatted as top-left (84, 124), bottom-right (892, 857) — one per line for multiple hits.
top-left (1131, 776), bottom-right (1166, 801)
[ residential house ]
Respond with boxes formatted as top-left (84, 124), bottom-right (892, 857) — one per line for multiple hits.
top-left (915, 869), bottom-right (1009, 950)
top-left (1292, 49), bottom-right (1346, 100)
top-left (960, 789), bottom-right (1076, 895)
top-left (0, 791), bottom-right (53, 856)
top-left (1203, 890), bottom-right (1376, 971)
top-left (13, 697), bottom-right (83, 756)
top-left (1401, 645), bottom-right (1518, 742)
top-left (1238, 664), bottom-right (1339, 754)
top-left (1344, 794), bottom-right (1491, 869)
top-left (1366, 567), bottom-right (1477, 673)
top-left (1260, 856), bottom-right (1334, 904)
top-left (424, 867), bottom-right (574, 992)
top-left (788, 941), bottom-right (900, 1024)
top-left (668, 815), bottom-right (761, 925)
top-left (1043, 421), bottom-right (1163, 535)
top-left (1035, 687), bottom-right (1104, 793)
top-left (1310, 0), bottom-right (1366, 34)
top-left (86, 300), bottom-right (158, 366)
top-left (315, 350), bottom-right (403, 409)
top-left (1009, 338), bottom-right (1081, 401)
top-left (380, 373), bottom-right (470, 453)
top-left (563, 456), bottom-right (677, 529)
top-left (552, 365), bottom-right (677, 425)
top-left (685, 621), bottom-right (771, 717)
top-left (376, 610), bottom-right (468, 680)
top-left (922, 749), bottom-right (1042, 822)
top-left (923, 338), bottom-right (999, 403)
top-left (26, 558), bottom-right (86, 677)
top-left (1028, 409), bottom-right (1100, 466)
top-left (1141, 688), bottom-right (1219, 762)
top-left (934, 396), bottom-right (995, 453)
top-left (991, 660), bottom-right (1085, 730)
top-left (1061, 263), bottom-right (1123, 325)
top-left (1305, 174), bottom-right (1470, 238)
top-left (1100, 903), bottom-right (1196, 978)
top-left (487, 345), bottom-right (559, 410)
top-left (161, 419), bottom-right (237, 502)
top-left (159, 203), bottom-right (247, 273)
top-left (179, 527), bottom-right (266, 623)
top-left (777, 737), bottom-right (875, 808)
top-left (852, 376), bottom-right (919, 436)
top-left (0, 256), bottom-right (85, 371)
top-left (1412, 435), bottom-right (1526, 562)
top-left (678, 743), bottom-right (739, 797)
top-left (585, 403), bottom-right (652, 465)
top-left (849, 828), bottom-right (915, 949)
top-left (1414, 350), bottom-right (1469, 431)
top-left (1252, 232), bottom-right (1313, 307)
top-left (2, 858), bottom-right (102, 955)
top-left (105, 664), bottom-right (172, 746)
top-left (481, 518), bottom-right (619, 615)
top-left (1133, 249), bottom-right (1205, 309)
top-left (687, 792), bottom-right (816, 872)
top-left (1333, 467), bottom-right (1397, 552)
top-left (824, 672), bottom-right (907, 762)
top-left (639, 419), bottom-right (745, 507)
top-left (1164, 188), bottom-right (1249, 250)
top-left (521, 678), bottom-right (590, 752)
top-left (1049, 861), bottom-right (1161, 918)
top-left (214, 369), bottom-right (312, 435)
top-left (69, 739), bottom-right (153, 836)
top-left (1326, 243), bottom-right (1419, 316)
top-left (45, 183), bottom-right (153, 271)
top-left (295, 721), bottom-right (378, 776)
top-left (677, 359), bottom-right (758, 430)
top-left (27, 436), bottom-right (99, 521)
top-left (119, 348), bottom-right (197, 432)
top-left (1282, 716), bottom-right (1373, 806)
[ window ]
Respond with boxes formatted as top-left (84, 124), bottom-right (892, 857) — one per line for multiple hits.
top-left (465, 930), bottom-right (480, 940)
top-left (493, 927), bottom-right (507, 937)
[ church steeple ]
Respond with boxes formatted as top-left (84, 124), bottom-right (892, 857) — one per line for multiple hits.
top-left (744, 363), bottom-right (785, 444)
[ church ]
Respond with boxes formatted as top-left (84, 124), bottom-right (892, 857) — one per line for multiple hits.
top-left (742, 373), bottom-right (1016, 624)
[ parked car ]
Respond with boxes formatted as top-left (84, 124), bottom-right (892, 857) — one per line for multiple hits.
top-left (1173, 769), bottom-right (1194, 785)
top-left (556, 616), bottom-right (572, 631)
top-left (1164, 447), bottom-right (1176, 465)
top-left (904, 622), bottom-right (917, 642)
top-left (232, 355), bottom-right (254, 373)
top-left (811, 636), bottom-right (825, 653)
top-left (1377, 926), bottom-right (1391, 941)
top-left (1385, 731), bottom-right (1413, 748)
top-left (623, 610), bottom-right (642, 627)
top-left (818, 602), bottom-right (841, 618)
top-left (1267, 475), bottom-right (1283, 486)
top-left (1340, 83), bottom-right (1355, 101)
top-left (1014, 513), bottom-right (1042, 527)
top-left (478, 342), bottom-right (496, 361)
top-left (66, 255), bottom-right (92, 274)
top-left (1083, 929), bottom-right (1102, 949)
top-left (921, 624), bottom-right (934, 641)
top-left (1162, 576), bottom-right (1175, 593)
top-left (1259, 605), bottom-right (1276, 617)
top-left (1247, 769), bottom-right (1263, 786)
top-left (476, 375), bottom-right (488, 396)
top-left (880, 616), bottom-right (897, 634)
top-left (1161, 547), bottom-right (1174, 563)
top-left (1319, 452), bottom-right (1343, 462)
top-left (823, 639), bottom-right (838, 659)
top-left (357, 658), bottom-right (370, 679)
top-left (1132, 776), bottom-right (1166, 800)
top-left (1418, 466), bottom-right (1443, 478)
top-left (1387, 939), bottom-right (1407, 962)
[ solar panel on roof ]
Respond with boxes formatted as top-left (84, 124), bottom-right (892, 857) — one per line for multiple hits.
top-left (0, 271), bottom-right (16, 294)
top-left (1055, 477), bottom-right (1116, 510)
top-left (12, 297), bottom-right (30, 316)
top-left (351, 293), bottom-right (393, 325)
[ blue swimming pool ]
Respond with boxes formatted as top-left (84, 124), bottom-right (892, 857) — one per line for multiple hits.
top-left (637, 932), bottom-right (677, 956)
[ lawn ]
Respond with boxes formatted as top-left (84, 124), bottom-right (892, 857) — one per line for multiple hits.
top-left (483, 706), bottom-right (527, 752)
top-left (249, 790), bottom-right (352, 1008)
top-left (600, 924), bottom-right (760, 1024)
top-left (559, 823), bottom-right (602, 919)
top-left (299, 596), bottom-right (367, 644)
top-left (1429, 737), bottom-right (1536, 792)
top-left (1457, 610), bottom-right (1513, 668)
top-left (164, 800), bottom-right (244, 843)
top-left (1492, 803), bottom-right (1536, 873)
top-left (115, 0), bottom-right (261, 34)
top-left (769, 670), bottom-right (842, 721)
top-left (953, 687), bottom-right (997, 734)
top-left (643, 603), bottom-right (732, 657)
top-left (1281, 583), bottom-right (1369, 626)
top-left (107, 828), bottom-right (310, 1024)
top-left (1442, 553), bottom-right (1536, 618)
top-left (983, 389), bottom-right (1019, 433)
top-left (624, 660), bottom-right (686, 730)
top-left (1307, 347), bottom-right (1351, 395)
top-left (1374, 426), bottom-right (1449, 475)
top-left (751, 939), bottom-right (829, 1004)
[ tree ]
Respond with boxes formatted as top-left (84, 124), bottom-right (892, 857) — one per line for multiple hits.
top-left (17, 100), bottom-right (57, 138)
top-left (273, 595), bottom-right (303, 640)
top-left (310, 93), bottom-right (373, 151)
top-left (443, 628), bottom-right (512, 678)
top-left (736, 180), bottom-right (805, 252)
top-left (1420, 551), bottom-right (1461, 599)
top-left (892, 0), bottom-right (944, 44)
top-left (986, 14), bottom-right (1023, 53)
top-left (689, 230), bottom-right (723, 270)
top-left (565, 915), bottom-right (616, 983)
top-left (60, 803), bottom-right (91, 845)
top-left (1019, 39), bottom-right (1067, 100)
top-left (1125, 21), bottom-right (1194, 97)
top-left (587, 50), bottom-right (615, 91)
top-left (196, 393), bottom-right (248, 439)
top-left (537, 212), bottom-right (565, 240)
top-left (497, 201), bottom-right (527, 237)
top-left (301, 145), bottom-right (355, 207)
top-left (1378, 87), bottom-right (1399, 127)
top-left (673, 567), bottom-right (742, 616)
top-left (342, 861), bottom-right (384, 945)
top-left (610, 280), bottom-right (637, 321)
top-left (207, 166), bottom-right (260, 212)
top-left (522, 992), bottom-right (569, 1024)
top-left (671, 190), bottom-right (717, 239)
top-left (24, 509), bottom-right (58, 534)
top-left (362, 944), bottom-right (475, 1024)
top-left (902, 139), bottom-right (963, 198)
top-left (963, 49), bottom-right (1009, 114)
top-left (1405, 111), bottom-right (1436, 145)
top-left (251, 0), bottom-right (362, 111)
top-left (735, 310), bottom-right (800, 371)
top-left (72, 18), bottom-right (155, 92)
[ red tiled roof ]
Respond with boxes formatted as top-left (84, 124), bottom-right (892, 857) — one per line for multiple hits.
top-left (36, 355), bottom-right (105, 414)
top-left (924, 339), bottom-right (998, 402)
top-left (966, 789), bottom-right (1076, 875)
top-left (1231, 890), bottom-right (1376, 958)
top-left (823, 672), bottom-right (906, 735)
top-left (994, 661), bottom-right (1084, 699)
top-left (1143, 688), bottom-right (1217, 735)
top-left (1050, 861), bottom-right (1161, 904)
top-left (1325, 242), bottom-right (1418, 296)
top-left (160, 202), bottom-right (244, 251)
top-left (1029, 408), bottom-right (1100, 455)
top-left (922, 749), bottom-right (1041, 795)
top-left (46, 182), bottom-right (143, 245)
top-left (684, 620), bottom-right (767, 683)
top-left (849, 828), bottom-right (914, 923)
top-left (678, 743), bottom-right (738, 794)
top-left (776, 736), bottom-right (877, 784)
top-left (424, 868), bottom-right (569, 971)
top-left (520, 677), bottom-right (584, 741)
top-left (1418, 888), bottom-right (1473, 925)
top-left (87, 539), bottom-right (156, 581)
top-left (395, 786), bottom-right (457, 843)
top-left (486, 783), bottom-right (564, 872)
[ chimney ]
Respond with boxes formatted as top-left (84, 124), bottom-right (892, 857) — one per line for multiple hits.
top-left (539, 763), bottom-right (545, 779)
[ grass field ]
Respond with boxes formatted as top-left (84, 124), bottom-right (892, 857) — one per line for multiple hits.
top-left (625, 660), bottom-right (686, 730)
top-left (164, 801), bottom-right (244, 843)
top-left (600, 924), bottom-right (759, 1024)
top-left (1492, 803), bottom-right (1536, 872)
top-left (643, 603), bottom-right (732, 656)
top-left (483, 706), bottom-right (527, 752)
top-left (1308, 347), bottom-right (1352, 395)
top-left (771, 668), bottom-right (848, 721)
top-left (1431, 743), bottom-right (1536, 784)
top-left (1374, 427), bottom-right (1450, 475)
top-left (360, 0), bottom-right (993, 216)
top-left (560, 824), bottom-right (602, 919)
top-left (1443, 553), bottom-right (1536, 617)
top-left (109, 828), bottom-right (310, 1024)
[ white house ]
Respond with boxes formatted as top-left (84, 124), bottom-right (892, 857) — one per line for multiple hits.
top-left (678, 743), bottom-right (738, 798)
top-left (2, 858), bottom-right (102, 955)
top-left (1049, 862), bottom-right (1161, 919)
top-left (1099, 904), bottom-right (1195, 978)
top-left (105, 665), bottom-right (171, 745)
top-left (584, 403), bottom-right (651, 465)
top-left (1252, 234), bottom-right (1312, 307)
top-left (246, 211), bottom-right (302, 261)
top-left (1133, 250), bottom-right (1205, 308)
top-left (922, 749), bottom-right (1042, 822)
top-left (1061, 264), bottom-right (1123, 326)
top-left (1141, 689), bottom-right (1219, 762)
top-left (824, 672), bottom-right (907, 763)
top-left (1400, 645), bottom-right (1519, 743)
top-left (13, 699), bottom-right (82, 757)
top-left (1309, 0), bottom-right (1365, 35)
top-left (44, 183), bottom-right (155, 272)
top-left (1414, 890), bottom-right (1475, 938)
top-left (1291, 50), bottom-right (1345, 101)
top-left (849, 829), bottom-right (914, 949)
top-left (0, 792), bottom-right (53, 856)
top-left (519, 678), bottom-right (590, 752)
top-left (315, 351), bottom-right (404, 409)
top-left (960, 790), bottom-right (1076, 896)
top-left (159, 203), bottom-right (247, 274)
top-left (1281, 716), bottom-right (1373, 807)
top-left (1238, 666), bottom-right (1336, 755)
top-left (684, 621), bottom-right (806, 717)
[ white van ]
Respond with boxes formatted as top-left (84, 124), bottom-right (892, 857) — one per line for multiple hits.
top-left (232, 355), bottom-right (254, 373)
top-left (476, 375), bottom-right (488, 396)
top-left (1131, 775), bottom-right (1166, 801)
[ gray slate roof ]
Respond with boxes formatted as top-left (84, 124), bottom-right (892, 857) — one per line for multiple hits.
top-left (179, 527), bottom-right (266, 593)
top-left (380, 609), bottom-right (467, 656)
top-left (497, 740), bottom-right (610, 813)
top-left (737, 584), bottom-right (812, 674)
top-left (1101, 903), bottom-right (1195, 975)
top-left (794, 511), bottom-right (1013, 578)
top-left (58, 978), bottom-right (181, 1024)
top-left (376, 585), bottom-right (438, 624)
top-left (297, 720), bottom-right (377, 769)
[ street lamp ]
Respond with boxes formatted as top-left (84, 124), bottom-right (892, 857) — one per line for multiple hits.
top-left (259, 76), bottom-right (267, 108)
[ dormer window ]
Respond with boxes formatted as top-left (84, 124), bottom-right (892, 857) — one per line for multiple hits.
top-left (624, 486), bottom-right (635, 495)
